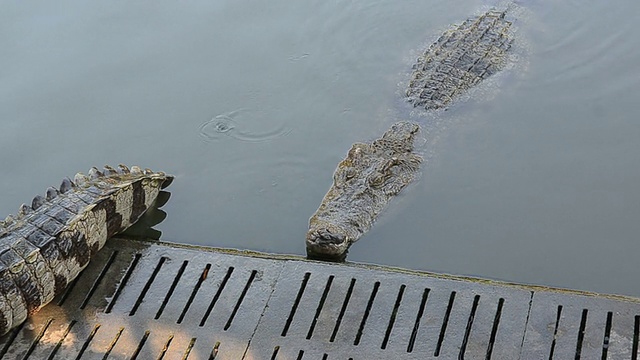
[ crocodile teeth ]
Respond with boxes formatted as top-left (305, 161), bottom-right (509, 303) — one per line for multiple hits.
top-left (88, 167), bottom-right (103, 179)
top-left (59, 178), bottom-right (73, 193)
top-left (74, 173), bottom-right (89, 186)
top-left (31, 195), bottom-right (46, 210)
top-left (103, 165), bottom-right (118, 175)
top-left (117, 164), bottom-right (130, 174)
top-left (130, 166), bottom-right (142, 175)
top-left (45, 187), bottom-right (59, 201)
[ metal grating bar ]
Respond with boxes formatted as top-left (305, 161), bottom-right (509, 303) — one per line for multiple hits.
top-left (2, 238), bottom-right (640, 359)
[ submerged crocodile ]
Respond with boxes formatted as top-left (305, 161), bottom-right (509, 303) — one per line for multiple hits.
top-left (0, 165), bottom-right (172, 336)
top-left (307, 8), bottom-right (516, 261)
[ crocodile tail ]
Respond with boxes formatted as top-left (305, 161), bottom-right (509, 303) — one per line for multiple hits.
top-left (0, 165), bottom-right (173, 336)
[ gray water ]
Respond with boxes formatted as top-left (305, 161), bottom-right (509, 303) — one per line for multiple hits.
top-left (2, 0), bottom-right (640, 297)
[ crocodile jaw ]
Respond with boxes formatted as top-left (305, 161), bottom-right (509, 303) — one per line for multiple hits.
top-left (306, 222), bottom-right (352, 262)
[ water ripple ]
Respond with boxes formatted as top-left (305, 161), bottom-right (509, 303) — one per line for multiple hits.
top-left (199, 108), bottom-right (293, 143)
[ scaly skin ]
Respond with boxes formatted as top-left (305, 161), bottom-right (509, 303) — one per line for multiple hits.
top-left (0, 165), bottom-right (173, 336)
top-left (307, 8), bottom-right (516, 261)
top-left (307, 122), bottom-right (422, 261)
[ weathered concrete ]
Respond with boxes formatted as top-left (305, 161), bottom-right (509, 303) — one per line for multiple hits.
top-left (0, 237), bottom-right (639, 359)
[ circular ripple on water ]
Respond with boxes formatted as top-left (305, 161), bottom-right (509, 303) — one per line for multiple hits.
top-left (199, 108), bottom-right (293, 143)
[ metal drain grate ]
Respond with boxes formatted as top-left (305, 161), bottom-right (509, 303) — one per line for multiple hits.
top-left (0, 239), bottom-right (283, 359)
top-left (1, 238), bottom-right (640, 359)
top-left (246, 261), bottom-right (531, 359)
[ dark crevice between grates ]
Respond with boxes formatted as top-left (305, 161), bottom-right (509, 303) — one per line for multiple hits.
top-left (548, 305), bottom-right (563, 360)
top-left (75, 324), bottom-right (100, 360)
top-left (354, 281), bottom-right (380, 346)
top-left (601, 311), bottom-right (612, 360)
top-left (157, 334), bottom-right (173, 360)
top-left (407, 288), bottom-right (430, 353)
top-left (382, 284), bottom-right (406, 349)
top-left (575, 309), bottom-right (588, 359)
top-left (129, 330), bottom-right (150, 360)
top-left (57, 276), bottom-right (80, 307)
top-left (633, 315), bottom-right (639, 360)
top-left (156, 260), bottom-right (189, 319)
top-left (307, 275), bottom-right (334, 340)
top-left (296, 349), bottom-right (304, 360)
top-left (183, 337), bottom-right (196, 359)
top-left (23, 317), bottom-right (53, 359)
top-left (321, 353), bottom-right (328, 360)
top-left (330, 278), bottom-right (356, 342)
top-left (102, 327), bottom-right (124, 360)
top-left (130, 256), bottom-right (167, 316)
top-left (485, 298), bottom-right (504, 360)
top-left (47, 320), bottom-right (76, 360)
top-left (271, 346), bottom-right (280, 360)
top-left (459, 294), bottom-right (481, 358)
top-left (80, 250), bottom-right (118, 309)
top-left (208, 341), bottom-right (220, 360)
top-left (434, 291), bottom-right (456, 357)
top-left (106, 253), bottom-right (142, 313)
top-left (282, 272), bottom-right (311, 337)
top-left (200, 266), bottom-right (234, 327)
top-left (225, 270), bottom-right (258, 331)
top-left (178, 263), bottom-right (211, 324)
top-left (0, 321), bottom-right (26, 358)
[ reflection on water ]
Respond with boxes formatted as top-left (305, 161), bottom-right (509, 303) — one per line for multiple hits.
top-left (199, 108), bottom-right (293, 143)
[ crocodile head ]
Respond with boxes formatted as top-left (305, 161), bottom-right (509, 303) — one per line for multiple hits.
top-left (306, 121), bottom-right (422, 261)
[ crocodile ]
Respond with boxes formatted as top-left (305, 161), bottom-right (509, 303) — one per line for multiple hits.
top-left (0, 165), bottom-right (173, 336)
top-left (307, 8), bottom-right (516, 261)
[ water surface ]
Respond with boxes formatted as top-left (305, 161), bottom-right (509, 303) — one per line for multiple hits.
top-left (2, 0), bottom-right (640, 296)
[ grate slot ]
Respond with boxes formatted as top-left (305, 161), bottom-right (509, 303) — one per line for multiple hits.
top-left (407, 287), bottom-right (430, 353)
top-left (330, 278), bottom-right (356, 342)
top-left (459, 294), bottom-right (481, 357)
top-left (22, 317), bottom-right (52, 359)
top-left (157, 334), bottom-right (173, 360)
top-left (177, 263), bottom-right (211, 324)
top-left (601, 311), bottom-right (612, 360)
top-left (575, 309), bottom-right (588, 359)
top-left (282, 272), bottom-right (311, 337)
top-left (129, 330), bottom-right (150, 360)
top-left (549, 305), bottom-right (563, 359)
top-left (486, 298), bottom-right (504, 359)
top-left (129, 256), bottom-right (166, 316)
top-left (306, 275), bottom-right (334, 339)
top-left (633, 315), bottom-right (639, 360)
top-left (105, 253), bottom-right (141, 313)
top-left (47, 320), bottom-right (76, 360)
top-left (296, 349), bottom-right (304, 360)
top-left (57, 276), bottom-right (80, 306)
top-left (434, 291), bottom-right (456, 356)
top-left (80, 250), bottom-right (118, 309)
top-left (271, 346), bottom-right (280, 360)
top-left (102, 327), bottom-right (124, 359)
top-left (74, 324), bottom-right (100, 360)
top-left (354, 281), bottom-right (380, 346)
top-left (0, 322), bottom-right (25, 358)
top-left (381, 284), bottom-right (406, 349)
top-left (182, 337), bottom-right (196, 359)
top-left (224, 269), bottom-right (258, 331)
top-left (208, 341), bottom-right (220, 360)
top-left (200, 266), bottom-right (234, 327)
top-left (156, 260), bottom-right (189, 319)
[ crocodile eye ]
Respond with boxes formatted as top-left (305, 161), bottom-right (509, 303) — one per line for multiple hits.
top-left (367, 172), bottom-right (385, 188)
top-left (345, 168), bottom-right (356, 180)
